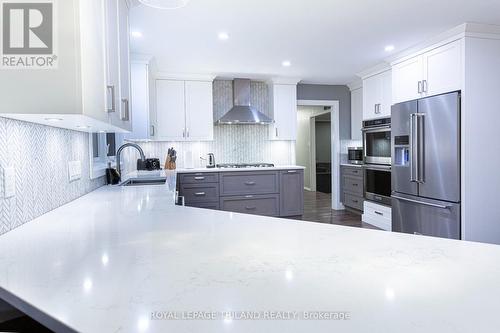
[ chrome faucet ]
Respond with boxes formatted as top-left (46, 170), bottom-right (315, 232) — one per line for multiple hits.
top-left (116, 143), bottom-right (146, 178)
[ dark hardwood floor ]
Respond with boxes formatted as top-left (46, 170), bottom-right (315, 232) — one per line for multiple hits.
top-left (296, 190), bottom-right (380, 230)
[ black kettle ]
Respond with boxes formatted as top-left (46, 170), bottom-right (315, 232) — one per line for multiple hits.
top-left (207, 153), bottom-right (216, 168)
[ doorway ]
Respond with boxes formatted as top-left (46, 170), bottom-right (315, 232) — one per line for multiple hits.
top-left (312, 112), bottom-right (331, 193)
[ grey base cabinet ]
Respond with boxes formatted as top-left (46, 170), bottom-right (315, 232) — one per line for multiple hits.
top-left (280, 170), bottom-right (304, 216)
top-left (178, 169), bottom-right (304, 217)
top-left (341, 165), bottom-right (364, 213)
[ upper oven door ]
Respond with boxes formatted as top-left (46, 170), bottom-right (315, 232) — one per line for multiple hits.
top-left (363, 127), bottom-right (391, 165)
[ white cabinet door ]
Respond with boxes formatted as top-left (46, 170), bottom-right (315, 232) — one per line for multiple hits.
top-left (156, 80), bottom-right (186, 140)
top-left (350, 88), bottom-right (363, 140)
top-left (270, 84), bottom-right (297, 140)
top-left (392, 55), bottom-right (423, 104)
top-left (105, 0), bottom-right (120, 124)
top-left (362, 74), bottom-right (382, 120)
top-left (125, 62), bottom-right (150, 140)
top-left (185, 81), bottom-right (214, 141)
top-left (423, 40), bottom-right (462, 97)
top-left (117, 0), bottom-right (131, 131)
top-left (380, 69), bottom-right (392, 118)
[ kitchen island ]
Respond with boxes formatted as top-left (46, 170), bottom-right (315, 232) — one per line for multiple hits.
top-left (0, 184), bottom-right (499, 332)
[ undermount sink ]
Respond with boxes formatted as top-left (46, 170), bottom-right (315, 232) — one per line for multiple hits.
top-left (120, 177), bottom-right (166, 186)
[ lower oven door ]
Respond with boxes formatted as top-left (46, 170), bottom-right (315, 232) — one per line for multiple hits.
top-left (364, 165), bottom-right (392, 205)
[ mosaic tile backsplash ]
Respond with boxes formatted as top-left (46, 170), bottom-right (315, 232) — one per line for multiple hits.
top-left (123, 80), bottom-right (295, 170)
top-left (0, 117), bottom-right (105, 235)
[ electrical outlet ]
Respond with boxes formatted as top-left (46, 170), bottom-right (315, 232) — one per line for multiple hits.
top-left (68, 161), bottom-right (82, 182)
top-left (3, 167), bottom-right (15, 198)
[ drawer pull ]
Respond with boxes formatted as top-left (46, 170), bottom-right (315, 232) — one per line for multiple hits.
top-left (244, 181), bottom-right (256, 185)
top-left (194, 177), bottom-right (205, 180)
top-left (375, 211), bottom-right (383, 216)
top-left (287, 170), bottom-right (297, 173)
top-left (352, 183), bottom-right (358, 187)
top-left (194, 192), bottom-right (206, 196)
top-left (245, 195), bottom-right (254, 198)
top-left (352, 200), bottom-right (358, 203)
top-left (245, 206), bottom-right (257, 210)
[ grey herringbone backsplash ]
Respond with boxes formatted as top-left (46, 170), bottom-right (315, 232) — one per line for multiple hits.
top-left (124, 80), bottom-right (295, 168)
top-left (0, 117), bottom-right (105, 235)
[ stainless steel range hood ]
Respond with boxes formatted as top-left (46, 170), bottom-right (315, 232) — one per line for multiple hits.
top-left (216, 79), bottom-right (274, 125)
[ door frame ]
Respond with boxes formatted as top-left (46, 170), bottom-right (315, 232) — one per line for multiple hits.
top-left (297, 99), bottom-right (343, 210)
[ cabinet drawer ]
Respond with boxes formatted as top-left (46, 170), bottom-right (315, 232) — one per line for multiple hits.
top-left (179, 172), bottom-right (219, 184)
top-left (220, 194), bottom-right (279, 217)
top-left (187, 202), bottom-right (220, 210)
top-left (343, 176), bottom-right (363, 195)
top-left (343, 193), bottom-right (363, 211)
top-left (220, 172), bottom-right (279, 196)
top-left (341, 166), bottom-right (362, 177)
top-left (181, 183), bottom-right (219, 203)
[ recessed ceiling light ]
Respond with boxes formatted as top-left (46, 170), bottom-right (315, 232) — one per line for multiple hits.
top-left (385, 45), bottom-right (395, 52)
top-left (131, 31), bottom-right (143, 38)
top-left (44, 117), bottom-right (63, 122)
top-left (282, 60), bottom-right (291, 67)
top-left (218, 32), bottom-right (229, 41)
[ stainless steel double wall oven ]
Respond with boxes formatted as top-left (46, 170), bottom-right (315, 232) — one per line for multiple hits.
top-left (362, 117), bottom-right (392, 206)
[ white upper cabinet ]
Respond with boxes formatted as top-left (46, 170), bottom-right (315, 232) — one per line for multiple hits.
top-left (423, 40), bottom-right (462, 97)
top-left (0, 0), bottom-right (131, 133)
top-left (185, 81), bottom-right (214, 141)
top-left (392, 40), bottom-right (462, 104)
top-left (392, 56), bottom-right (423, 104)
top-left (269, 83), bottom-right (297, 140)
top-left (350, 87), bottom-right (363, 141)
top-left (155, 79), bottom-right (214, 141)
top-left (362, 69), bottom-right (392, 120)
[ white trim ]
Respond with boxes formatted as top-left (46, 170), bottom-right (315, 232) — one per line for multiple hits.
top-left (297, 99), bottom-right (343, 211)
top-left (154, 72), bottom-right (216, 82)
top-left (347, 79), bottom-right (362, 91)
top-left (268, 77), bottom-right (301, 85)
top-left (356, 63), bottom-right (391, 80)
top-left (297, 99), bottom-right (337, 106)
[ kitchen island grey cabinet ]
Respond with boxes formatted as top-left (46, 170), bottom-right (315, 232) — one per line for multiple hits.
top-left (178, 168), bottom-right (304, 217)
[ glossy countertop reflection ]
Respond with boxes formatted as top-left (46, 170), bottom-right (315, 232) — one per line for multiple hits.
top-left (0, 185), bottom-right (500, 332)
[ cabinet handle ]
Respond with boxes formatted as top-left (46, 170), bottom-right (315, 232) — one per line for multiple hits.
top-left (106, 85), bottom-right (116, 113)
top-left (422, 80), bottom-right (428, 93)
top-left (120, 98), bottom-right (129, 121)
top-left (244, 181), bottom-right (256, 185)
top-left (194, 192), bottom-right (206, 196)
top-left (352, 200), bottom-right (359, 203)
top-left (287, 170), bottom-right (297, 173)
top-left (375, 211), bottom-right (383, 216)
top-left (417, 81), bottom-right (422, 94)
top-left (245, 206), bottom-right (257, 210)
top-left (182, 128), bottom-right (186, 138)
top-left (244, 195), bottom-right (254, 198)
top-left (150, 125), bottom-right (155, 137)
top-left (186, 128), bottom-right (189, 138)
top-left (352, 183), bottom-right (358, 186)
top-left (194, 177), bottom-right (205, 180)
top-left (275, 127), bottom-right (279, 137)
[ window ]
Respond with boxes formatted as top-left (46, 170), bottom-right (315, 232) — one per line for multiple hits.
top-left (89, 133), bottom-right (122, 179)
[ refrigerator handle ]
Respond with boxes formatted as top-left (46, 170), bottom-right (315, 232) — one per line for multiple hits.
top-left (410, 113), bottom-right (417, 182)
top-left (391, 195), bottom-right (450, 210)
top-left (417, 114), bottom-right (425, 183)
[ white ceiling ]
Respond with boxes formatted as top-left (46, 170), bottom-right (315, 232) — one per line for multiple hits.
top-left (130, 0), bottom-right (500, 84)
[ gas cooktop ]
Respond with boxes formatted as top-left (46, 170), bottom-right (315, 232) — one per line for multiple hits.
top-left (216, 163), bottom-right (275, 169)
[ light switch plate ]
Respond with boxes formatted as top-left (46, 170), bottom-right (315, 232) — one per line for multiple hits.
top-left (68, 161), bottom-right (82, 182)
top-left (3, 167), bottom-right (15, 198)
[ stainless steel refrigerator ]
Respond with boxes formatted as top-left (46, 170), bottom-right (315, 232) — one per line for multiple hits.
top-left (391, 92), bottom-right (461, 239)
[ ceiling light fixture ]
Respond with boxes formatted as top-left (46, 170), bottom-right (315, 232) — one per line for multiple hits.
top-left (218, 32), bottom-right (229, 41)
top-left (131, 31), bottom-right (143, 38)
top-left (137, 0), bottom-right (190, 9)
top-left (384, 45), bottom-right (395, 52)
top-left (282, 60), bottom-right (291, 67)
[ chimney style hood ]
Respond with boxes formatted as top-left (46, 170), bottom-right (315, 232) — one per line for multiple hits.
top-left (216, 79), bottom-right (274, 125)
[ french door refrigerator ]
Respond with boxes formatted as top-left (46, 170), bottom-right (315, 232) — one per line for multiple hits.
top-left (391, 91), bottom-right (461, 239)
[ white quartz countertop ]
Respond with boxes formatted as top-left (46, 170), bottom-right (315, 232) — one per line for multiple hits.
top-left (1, 185), bottom-right (500, 332)
top-left (176, 165), bottom-right (305, 173)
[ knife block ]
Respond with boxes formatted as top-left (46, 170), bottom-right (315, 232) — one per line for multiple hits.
top-left (165, 155), bottom-right (176, 170)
